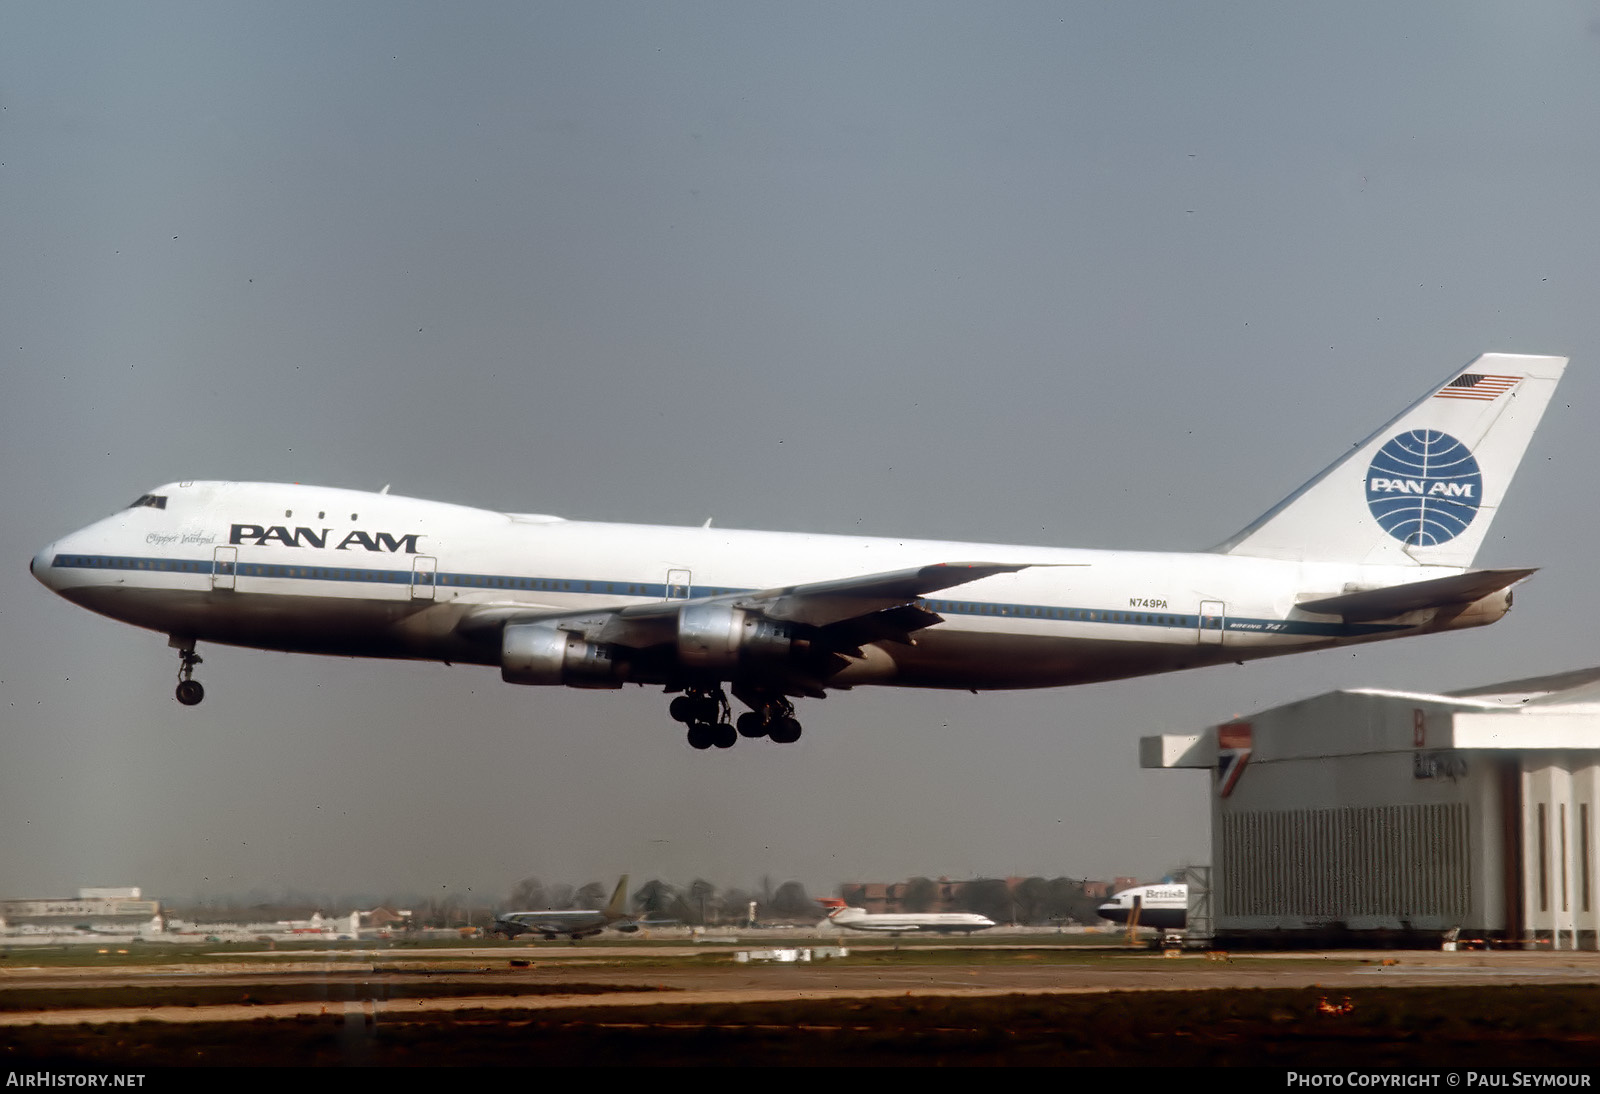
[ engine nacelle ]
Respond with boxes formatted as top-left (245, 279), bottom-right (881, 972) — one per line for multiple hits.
top-left (501, 623), bottom-right (624, 689)
top-left (677, 602), bottom-right (795, 673)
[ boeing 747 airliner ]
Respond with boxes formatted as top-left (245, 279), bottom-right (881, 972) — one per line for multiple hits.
top-left (31, 353), bottom-right (1566, 749)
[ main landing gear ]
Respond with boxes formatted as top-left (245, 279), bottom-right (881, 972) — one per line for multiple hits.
top-left (670, 688), bottom-right (734, 750)
top-left (669, 687), bottom-right (804, 749)
top-left (735, 692), bottom-right (803, 744)
top-left (174, 645), bottom-right (205, 706)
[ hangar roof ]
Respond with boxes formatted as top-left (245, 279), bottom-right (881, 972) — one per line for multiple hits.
top-left (1142, 665), bottom-right (1600, 769)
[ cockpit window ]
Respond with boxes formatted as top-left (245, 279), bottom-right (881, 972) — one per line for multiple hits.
top-left (128, 494), bottom-right (168, 510)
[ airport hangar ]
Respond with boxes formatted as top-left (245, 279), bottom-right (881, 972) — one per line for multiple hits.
top-left (1144, 666), bottom-right (1600, 949)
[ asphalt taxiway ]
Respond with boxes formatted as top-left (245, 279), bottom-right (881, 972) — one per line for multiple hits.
top-left (5, 943), bottom-right (1600, 1028)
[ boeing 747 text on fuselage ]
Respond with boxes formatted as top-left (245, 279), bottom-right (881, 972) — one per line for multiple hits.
top-left (31, 354), bottom-right (1566, 749)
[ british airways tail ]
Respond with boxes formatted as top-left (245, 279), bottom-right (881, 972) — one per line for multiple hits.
top-left (1215, 353), bottom-right (1568, 567)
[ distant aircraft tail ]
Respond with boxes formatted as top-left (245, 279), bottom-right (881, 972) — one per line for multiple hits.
top-left (604, 875), bottom-right (629, 920)
top-left (1216, 353), bottom-right (1567, 566)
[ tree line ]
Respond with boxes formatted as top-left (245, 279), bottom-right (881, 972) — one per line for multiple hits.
top-left (503, 875), bottom-right (816, 927)
top-left (167, 874), bottom-right (1112, 929)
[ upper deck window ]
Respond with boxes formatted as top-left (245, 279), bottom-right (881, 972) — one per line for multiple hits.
top-left (128, 494), bottom-right (168, 510)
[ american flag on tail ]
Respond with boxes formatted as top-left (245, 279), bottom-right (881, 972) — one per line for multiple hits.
top-left (1434, 373), bottom-right (1519, 401)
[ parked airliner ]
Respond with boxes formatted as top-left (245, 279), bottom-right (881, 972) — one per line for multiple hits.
top-left (1097, 883), bottom-right (1188, 931)
top-left (816, 898), bottom-right (996, 935)
top-left (489, 876), bottom-right (631, 941)
top-left (31, 353), bottom-right (1566, 749)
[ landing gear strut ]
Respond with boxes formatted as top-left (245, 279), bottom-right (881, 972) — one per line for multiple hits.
top-left (670, 687), bottom-right (803, 748)
top-left (174, 645), bottom-right (205, 706)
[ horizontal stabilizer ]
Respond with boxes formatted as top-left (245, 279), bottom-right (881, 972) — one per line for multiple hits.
top-left (1296, 567), bottom-right (1535, 621)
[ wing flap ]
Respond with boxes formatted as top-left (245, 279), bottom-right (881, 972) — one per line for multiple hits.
top-left (1296, 567), bottom-right (1535, 621)
top-left (817, 603), bottom-right (943, 650)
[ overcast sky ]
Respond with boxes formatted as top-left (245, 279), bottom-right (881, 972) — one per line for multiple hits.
top-left (4, 2), bottom-right (1599, 907)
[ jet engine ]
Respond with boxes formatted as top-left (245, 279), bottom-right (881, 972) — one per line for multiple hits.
top-left (676, 602), bottom-right (796, 673)
top-left (501, 623), bottom-right (625, 688)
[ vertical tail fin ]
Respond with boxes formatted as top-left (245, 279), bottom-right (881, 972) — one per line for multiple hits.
top-left (1216, 353), bottom-right (1567, 566)
top-left (604, 875), bottom-right (629, 919)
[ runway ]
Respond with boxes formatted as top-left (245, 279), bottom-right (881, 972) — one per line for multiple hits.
top-left (6, 943), bottom-right (1600, 1028)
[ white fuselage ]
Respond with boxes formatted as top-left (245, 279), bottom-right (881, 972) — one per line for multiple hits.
top-left (826, 907), bottom-right (997, 934)
top-left (1097, 884), bottom-right (1188, 931)
top-left (32, 480), bottom-right (1503, 693)
top-left (494, 909), bottom-right (614, 939)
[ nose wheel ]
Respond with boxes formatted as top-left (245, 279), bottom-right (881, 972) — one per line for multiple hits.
top-left (174, 646), bottom-right (205, 706)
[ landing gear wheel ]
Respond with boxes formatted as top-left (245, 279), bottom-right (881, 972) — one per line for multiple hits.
top-left (670, 686), bottom-right (732, 745)
top-left (731, 690), bottom-right (802, 742)
top-left (173, 644), bottom-right (205, 706)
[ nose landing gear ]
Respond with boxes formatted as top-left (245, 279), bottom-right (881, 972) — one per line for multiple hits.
top-left (174, 645), bottom-right (205, 706)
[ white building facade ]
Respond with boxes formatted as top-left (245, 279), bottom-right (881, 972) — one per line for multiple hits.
top-left (1144, 667), bottom-right (1600, 948)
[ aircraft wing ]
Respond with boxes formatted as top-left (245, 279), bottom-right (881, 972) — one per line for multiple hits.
top-left (1296, 567), bottom-right (1535, 622)
top-left (725, 561), bottom-right (1038, 625)
top-left (459, 561), bottom-right (1042, 649)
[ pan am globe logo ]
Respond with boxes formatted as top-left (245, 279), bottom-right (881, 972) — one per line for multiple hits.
top-left (1365, 430), bottom-right (1482, 546)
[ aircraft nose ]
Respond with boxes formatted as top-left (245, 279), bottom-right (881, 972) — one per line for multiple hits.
top-left (31, 543), bottom-right (60, 588)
